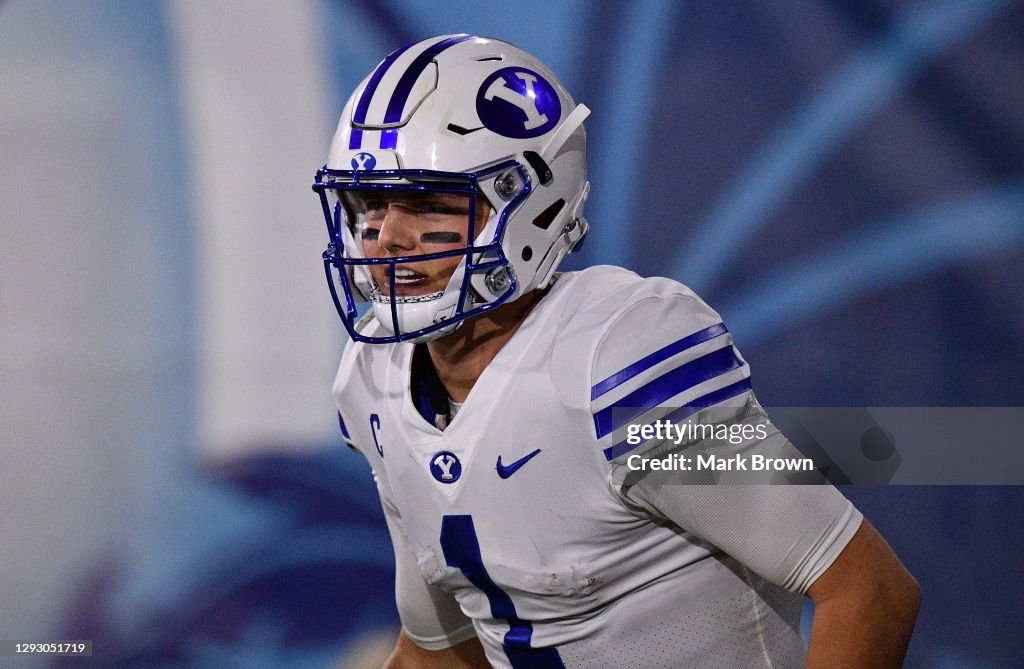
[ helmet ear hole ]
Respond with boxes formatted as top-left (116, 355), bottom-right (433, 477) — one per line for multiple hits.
top-left (531, 199), bottom-right (565, 230)
top-left (522, 246), bottom-right (533, 262)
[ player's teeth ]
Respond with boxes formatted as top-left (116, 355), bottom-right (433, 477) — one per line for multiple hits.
top-left (394, 270), bottom-right (422, 279)
top-left (393, 270), bottom-right (424, 283)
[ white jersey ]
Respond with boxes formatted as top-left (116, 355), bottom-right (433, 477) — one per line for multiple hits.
top-left (333, 266), bottom-right (861, 669)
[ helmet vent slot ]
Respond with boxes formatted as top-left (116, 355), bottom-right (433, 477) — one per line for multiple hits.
top-left (447, 123), bottom-right (482, 135)
top-left (475, 55), bottom-right (503, 62)
top-left (531, 199), bottom-right (566, 230)
top-left (523, 150), bottom-right (553, 184)
top-left (522, 246), bottom-right (533, 262)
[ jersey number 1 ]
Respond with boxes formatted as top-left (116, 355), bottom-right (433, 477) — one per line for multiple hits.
top-left (440, 515), bottom-right (565, 669)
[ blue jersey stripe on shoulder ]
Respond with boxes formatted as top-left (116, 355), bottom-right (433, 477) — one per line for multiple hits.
top-left (337, 411), bottom-right (350, 439)
top-left (593, 345), bottom-right (744, 439)
top-left (591, 323), bottom-right (728, 400)
top-left (602, 377), bottom-right (753, 461)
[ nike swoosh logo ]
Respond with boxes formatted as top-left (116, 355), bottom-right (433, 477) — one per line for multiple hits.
top-left (496, 448), bottom-right (542, 479)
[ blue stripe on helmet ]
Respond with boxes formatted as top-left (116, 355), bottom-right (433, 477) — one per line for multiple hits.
top-left (348, 129), bottom-right (363, 150)
top-left (591, 323), bottom-right (729, 401)
top-left (593, 345), bottom-right (746, 440)
top-left (379, 34), bottom-right (476, 150)
top-left (349, 42), bottom-right (416, 150)
top-left (602, 378), bottom-right (753, 461)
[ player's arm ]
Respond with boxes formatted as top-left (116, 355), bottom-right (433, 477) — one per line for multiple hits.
top-left (384, 629), bottom-right (489, 669)
top-left (619, 419), bottom-right (920, 667)
top-left (617, 406), bottom-right (920, 667)
top-left (589, 286), bottom-right (919, 665)
top-left (804, 518), bottom-right (920, 668)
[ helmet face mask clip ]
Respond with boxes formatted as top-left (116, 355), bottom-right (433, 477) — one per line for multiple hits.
top-left (314, 34), bottom-right (590, 344)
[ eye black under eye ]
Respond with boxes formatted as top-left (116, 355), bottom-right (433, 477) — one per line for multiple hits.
top-left (420, 231), bottom-right (463, 244)
top-left (361, 228), bottom-right (380, 240)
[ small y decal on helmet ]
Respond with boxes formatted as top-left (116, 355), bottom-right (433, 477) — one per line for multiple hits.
top-left (350, 152), bottom-right (377, 170)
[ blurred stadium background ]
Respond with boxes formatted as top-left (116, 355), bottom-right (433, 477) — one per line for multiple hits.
top-left (1, 0), bottom-right (1021, 667)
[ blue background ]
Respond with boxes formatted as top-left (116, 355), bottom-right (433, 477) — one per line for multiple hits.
top-left (0, 1), bottom-right (1020, 667)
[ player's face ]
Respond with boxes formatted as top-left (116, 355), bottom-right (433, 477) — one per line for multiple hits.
top-left (352, 190), bottom-right (491, 298)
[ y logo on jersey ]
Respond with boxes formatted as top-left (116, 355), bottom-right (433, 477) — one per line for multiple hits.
top-left (476, 67), bottom-right (561, 139)
top-left (496, 448), bottom-right (542, 479)
top-left (351, 152), bottom-right (377, 170)
top-left (430, 451), bottom-right (462, 484)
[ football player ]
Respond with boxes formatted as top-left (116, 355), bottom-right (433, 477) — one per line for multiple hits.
top-left (315, 35), bottom-right (920, 669)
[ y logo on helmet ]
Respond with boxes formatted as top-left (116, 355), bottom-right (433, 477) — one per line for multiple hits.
top-left (476, 67), bottom-right (561, 139)
top-left (351, 152), bottom-right (377, 170)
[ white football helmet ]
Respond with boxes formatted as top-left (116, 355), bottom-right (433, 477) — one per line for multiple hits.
top-left (314, 34), bottom-right (590, 343)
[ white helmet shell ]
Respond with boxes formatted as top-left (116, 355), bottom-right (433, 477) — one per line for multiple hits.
top-left (315, 34), bottom-right (589, 343)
